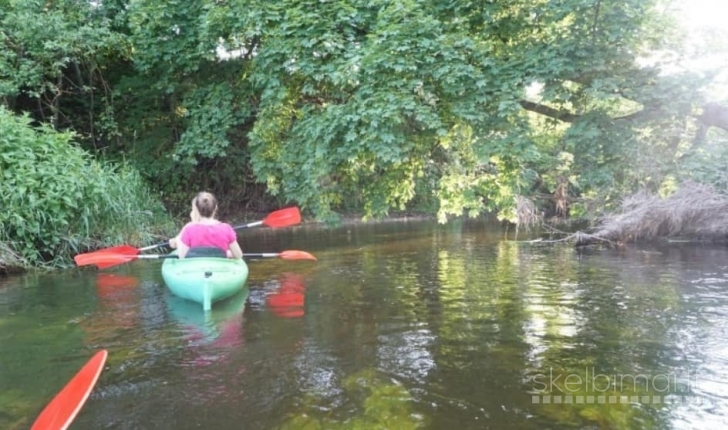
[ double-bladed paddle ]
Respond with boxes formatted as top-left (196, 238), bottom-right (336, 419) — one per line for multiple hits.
top-left (76, 250), bottom-right (317, 269)
top-left (74, 207), bottom-right (301, 268)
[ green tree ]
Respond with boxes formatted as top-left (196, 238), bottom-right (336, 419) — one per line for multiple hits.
top-left (0, 0), bottom-right (126, 137)
top-left (242, 0), bottom-right (710, 221)
top-left (3, 0), bottom-right (727, 224)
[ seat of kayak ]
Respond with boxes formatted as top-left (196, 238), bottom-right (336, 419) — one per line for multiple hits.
top-left (186, 247), bottom-right (227, 258)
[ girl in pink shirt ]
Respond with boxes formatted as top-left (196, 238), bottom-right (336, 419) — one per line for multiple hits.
top-left (169, 192), bottom-right (243, 259)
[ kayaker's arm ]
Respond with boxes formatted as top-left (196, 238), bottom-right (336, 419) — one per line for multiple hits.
top-left (229, 241), bottom-right (243, 259)
top-left (177, 240), bottom-right (190, 258)
top-left (170, 220), bottom-right (196, 250)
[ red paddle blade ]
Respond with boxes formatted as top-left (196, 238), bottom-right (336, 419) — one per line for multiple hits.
top-left (262, 207), bottom-right (301, 228)
top-left (94, 260), bottom-right (131, 270)
top-left (95, 245), bottom-right (140, 255)
top-left (31, 350), bottom-right (108, 430)
top-left (73, 246), bottom-right (139, 268)
top-left (278, 250), bottom-right (317, 261)
top-left (74, 252), bottom-right (137, 269)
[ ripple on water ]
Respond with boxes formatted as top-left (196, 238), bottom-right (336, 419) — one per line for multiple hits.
top-left (15, 225), bottom-right (728, 430)
top-left (376, 327), bottom-right (436, 384)
top-left (655, 270), bottom-right (728, 428)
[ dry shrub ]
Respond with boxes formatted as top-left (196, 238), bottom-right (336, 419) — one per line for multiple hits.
top-left (513, 196), bottom-right (543, 239)
top-left (590, 181), bottom-right (728, 243)
top-left (516, 196), bottom-right (542, 230)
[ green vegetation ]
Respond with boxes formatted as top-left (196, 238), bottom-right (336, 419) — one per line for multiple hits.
top-left (1, 0), bottom-right (728, 264)
top-left (0, 107), bottom-right (173, 268)
top-left (279, 369), bottom-right (426, 429)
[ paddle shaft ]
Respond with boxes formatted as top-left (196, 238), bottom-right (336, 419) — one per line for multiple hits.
top-left (243, 253), bottom-right (284, 258)
top-left (77, 207), bottom-right (299, 262)
top-left (136, 254), bottom-right (179, 259)
top-left (137, 251), bottom-right (292, 260)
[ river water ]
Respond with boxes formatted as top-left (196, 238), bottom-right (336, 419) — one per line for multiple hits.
top-left (2, 219), bottom-right (728, 429)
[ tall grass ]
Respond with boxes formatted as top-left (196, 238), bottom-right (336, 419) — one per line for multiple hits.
top-left (58, 160), bottom-right (176, 265)
top-left (0, 107), bottom-right (175, 269)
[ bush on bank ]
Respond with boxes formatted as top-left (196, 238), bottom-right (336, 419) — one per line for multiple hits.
top-left (0, 107), bottom-right (174, 270)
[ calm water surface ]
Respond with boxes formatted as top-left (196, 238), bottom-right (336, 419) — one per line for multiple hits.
top-left (2, 219), bottom-right (728, 429)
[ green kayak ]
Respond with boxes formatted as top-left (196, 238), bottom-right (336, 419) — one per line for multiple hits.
top-left (161, 251), bottom-right (249, 311)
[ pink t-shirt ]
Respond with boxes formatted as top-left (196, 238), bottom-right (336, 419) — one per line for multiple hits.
top-left (180, 222), bottom-right (237, 252)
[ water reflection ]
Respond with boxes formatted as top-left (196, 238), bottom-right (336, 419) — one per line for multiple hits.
top-left (167, 288), bottom-right (248, 348)
top-left (6, 222), bottom-right (728, 429)
top-left (266, 273), bottom-right (306, 319)
top-left (91, 273), bottom-right (140, 329)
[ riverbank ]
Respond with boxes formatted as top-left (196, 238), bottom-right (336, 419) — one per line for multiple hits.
top-left (0, 210), bottom-right (439, 276)
top-left (0, 243), bottom-right (27, 275)
top-left (8, 182), bottom-right (724, 276)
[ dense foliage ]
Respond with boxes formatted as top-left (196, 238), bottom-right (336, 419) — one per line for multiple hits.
top-left (2, 0), bottom-right (728, 235)
top-left (0, 107), bottom-right (173, 266)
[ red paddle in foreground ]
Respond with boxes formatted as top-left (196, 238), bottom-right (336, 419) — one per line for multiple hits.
top-left (75, 250), bottom-right (317, 269)
top-left (31, 350), bottom-right (108, 430)
top-left (74, 207), bottom-right (302, 268)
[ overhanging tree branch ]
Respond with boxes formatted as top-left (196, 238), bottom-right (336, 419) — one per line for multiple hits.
top-left (520, 99), bottom-right (728, 145)
top-left (518, 100), bottom-right (578, 122)
top-left (519, 100), bottom-right (671, 124)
